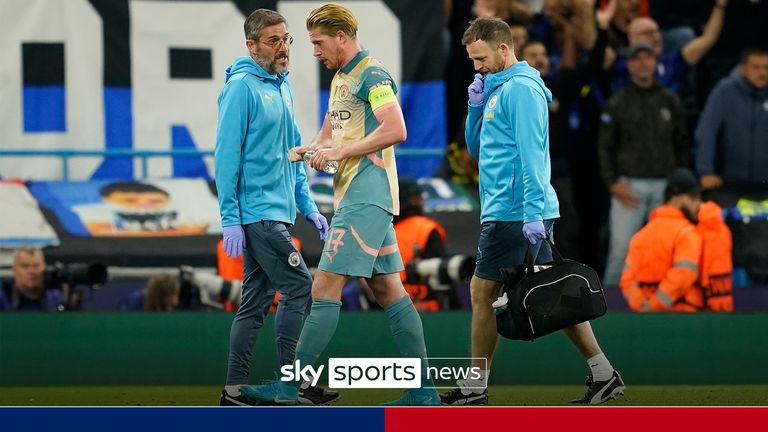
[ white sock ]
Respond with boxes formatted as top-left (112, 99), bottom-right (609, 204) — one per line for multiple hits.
top-left (587, 353), bottom-right (614, 381)
top-left (300, 381), bottom-right (311, 390)
top-left (457, 369), bottom-right (488, 394)
top-left (224, 385), bottom-right (242, 396)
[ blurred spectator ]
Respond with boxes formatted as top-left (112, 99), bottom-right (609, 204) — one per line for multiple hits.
top-left (620, 169), bottom-right (703, 312)
top-left (611, 0), bottom-right (727, 95)
top-left (394, 178), bottom-right (450, 311)
top-left (695, 48), bottom-right (768, 189)
top-left (508, 19), bottom-right (530, 58)
top-left (602, 0), bottom-right (649, 50)
top-left (647, 0), bottom-right (712, 54)
top-left (521, 0), bottom-right (615, 260)
top-left (598, 42), bottom-right (689, 285)
top-left (143, 273), bottom-right (181, 311)
top-left (700, 0), bottom-right (768, 100)
top-left (696, 199), bottom-right (733, 312)
top-left (0, 247), bottom-right (66, 312)
top-left (536, 0), bottom-right (599, 64)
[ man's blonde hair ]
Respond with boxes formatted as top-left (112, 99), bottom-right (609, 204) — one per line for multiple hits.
top-left (306, 3), bottom-right (358, 38)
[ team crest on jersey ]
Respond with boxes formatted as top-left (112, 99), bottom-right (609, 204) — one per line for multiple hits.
top-left (488, 95), bottom-right (498, 108)
top-left (288, 252), bottom-right (301, 267)
top-left (338, 85), bottom-right (350, 100)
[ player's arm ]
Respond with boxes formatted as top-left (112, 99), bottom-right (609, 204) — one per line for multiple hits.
top-left (214, 79), bottom-right (250, 227)
top-left (509, 85), bottom-right (548, 223)
top-left (465, 105), bottom-right (483, 158)
top-left (340, 97), bottom-right (406, 157)
top-left (309, 83), bottom-right (405, 169)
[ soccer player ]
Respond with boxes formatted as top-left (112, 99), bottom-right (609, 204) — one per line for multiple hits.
top-left (439, 17), bottom-right (625, 405)
top-left (240, 3), bottom-right (439, 406)
top-left (214, 8), bottom-right (337, 406)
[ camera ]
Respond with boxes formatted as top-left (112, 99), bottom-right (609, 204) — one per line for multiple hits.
top-left (44, 262), bottom-right (108, 288)
top-left (405, 255), bottom-right (476, 291)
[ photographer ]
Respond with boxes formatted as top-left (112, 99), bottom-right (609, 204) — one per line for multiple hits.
top-left (0, 247), bottom-right (66, 312)
top-left (395, 178), bottom-right (449, 311)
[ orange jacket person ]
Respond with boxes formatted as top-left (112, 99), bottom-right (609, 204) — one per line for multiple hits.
top-left (696, 201), bottom-right (733, 312)
top-left (394, 178), bottom-right (447, 311)
top-left (621, 169), bottom-right (704, 311)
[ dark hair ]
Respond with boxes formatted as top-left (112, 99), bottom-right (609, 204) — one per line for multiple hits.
top-left (461, 17), bottom-right (514, 49)
top-left (244, 8), bottom-right (286, 40)
top-left (740, 47), bottom-right (768, 65)
top-left (664, 169), bottom-right (701, 202)
top-left (100, 182), bottom-right (169, 198)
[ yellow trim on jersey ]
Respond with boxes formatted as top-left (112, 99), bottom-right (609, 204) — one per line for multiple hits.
top-left (368, 85), bottom-right (397, 111)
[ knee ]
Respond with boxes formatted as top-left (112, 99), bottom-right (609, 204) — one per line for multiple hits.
top-left (470, 284), bottom-right (496, 308)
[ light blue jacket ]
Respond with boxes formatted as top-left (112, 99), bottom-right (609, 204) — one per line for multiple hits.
top-left (214, 56), bottom-right (317, 228)
top-left (465, 61), bottom-right (560, 224)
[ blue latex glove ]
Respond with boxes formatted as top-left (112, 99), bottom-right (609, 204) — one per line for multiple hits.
top-left (468, 73), bottom-right (485, 106)
top-left (522, 221), bottom-right (546, 245)
top-left (307, 212), bottom-right (329, 241)
top-left (222, 225), bottom-right (245, 258)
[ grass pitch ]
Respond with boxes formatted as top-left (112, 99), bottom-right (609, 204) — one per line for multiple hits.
top-left (2, 385), bottom-right (766, 406)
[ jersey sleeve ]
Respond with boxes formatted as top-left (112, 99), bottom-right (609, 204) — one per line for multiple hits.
top-left (355, 66), bottom-right (398, 106)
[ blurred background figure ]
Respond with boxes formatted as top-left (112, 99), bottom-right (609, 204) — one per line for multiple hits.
top-left (695, 48), bottom-right (768, 190)
top-left (395, 178), bottom-right (449, 311)
top-left (142, 273), bottom-right (180, 312)
top-left (620, 169), bottom-right (703, 312)
top-left (0, 247), bottom-right (66, 312)
top-left (598, 42), bottom-right (689, 286)
top-left (621, 168), bottom-right (733, 312)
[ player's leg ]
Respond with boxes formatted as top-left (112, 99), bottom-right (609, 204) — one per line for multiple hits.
top-left (240, 211), bottom-right (358, 405)
top-left (564, 321), bottom-right (625, 404)
top-left (221, 223), bottom-right (279, 406)
top-left (250, 221), bottom-right (312, 371)
top-left (366, 271), bottom-right (439, 406)
top-left (442, 221), bottom-right (552, 405)
top-left (540, 223), bottom-right (625, 405)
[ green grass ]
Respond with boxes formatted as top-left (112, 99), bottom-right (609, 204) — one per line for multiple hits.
top-left (2, 386), bottom-right (767, 406)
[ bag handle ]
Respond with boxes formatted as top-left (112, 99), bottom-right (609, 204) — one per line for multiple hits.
top-left (523, 235), bottom-right (565, 274)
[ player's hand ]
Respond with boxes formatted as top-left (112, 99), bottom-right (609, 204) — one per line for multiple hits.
top-left (289, 146), bottom-right (311, 163)
top-left (468, 73), bottom-right (485, 106)
top-left (610, 180), bottom-right (639, 209)
top-left (306, 212), bottom-right (329, 241)
top-left (222, 225), bottom-right (245, 258)
top-left (522, 221), bottom-right (546, 245)
top-left (700, 174), bottom-right (723, 190)
top-left (310, 147), bottom-right (343, 171)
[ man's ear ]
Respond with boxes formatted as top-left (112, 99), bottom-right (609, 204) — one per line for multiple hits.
top-left (245, 39), bottom-right (257, 56)
top-left (499, 42), bottom-right (510, 58)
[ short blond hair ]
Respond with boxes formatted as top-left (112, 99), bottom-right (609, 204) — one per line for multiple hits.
top-left (306, 3), bottom-right (358, 38)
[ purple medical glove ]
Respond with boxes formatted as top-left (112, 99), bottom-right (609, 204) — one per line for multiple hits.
top-left (307, 212), bottom-right (329, 241)
top-left (468, 73), bottom-right (485, 106)
top-left (522, 221), bottom-right (546, 245)
top-left (222, 225), bottom-right (245, 258)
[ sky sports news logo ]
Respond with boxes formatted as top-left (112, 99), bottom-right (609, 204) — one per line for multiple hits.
top-left (280, 358), bottom-right (487, 389)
